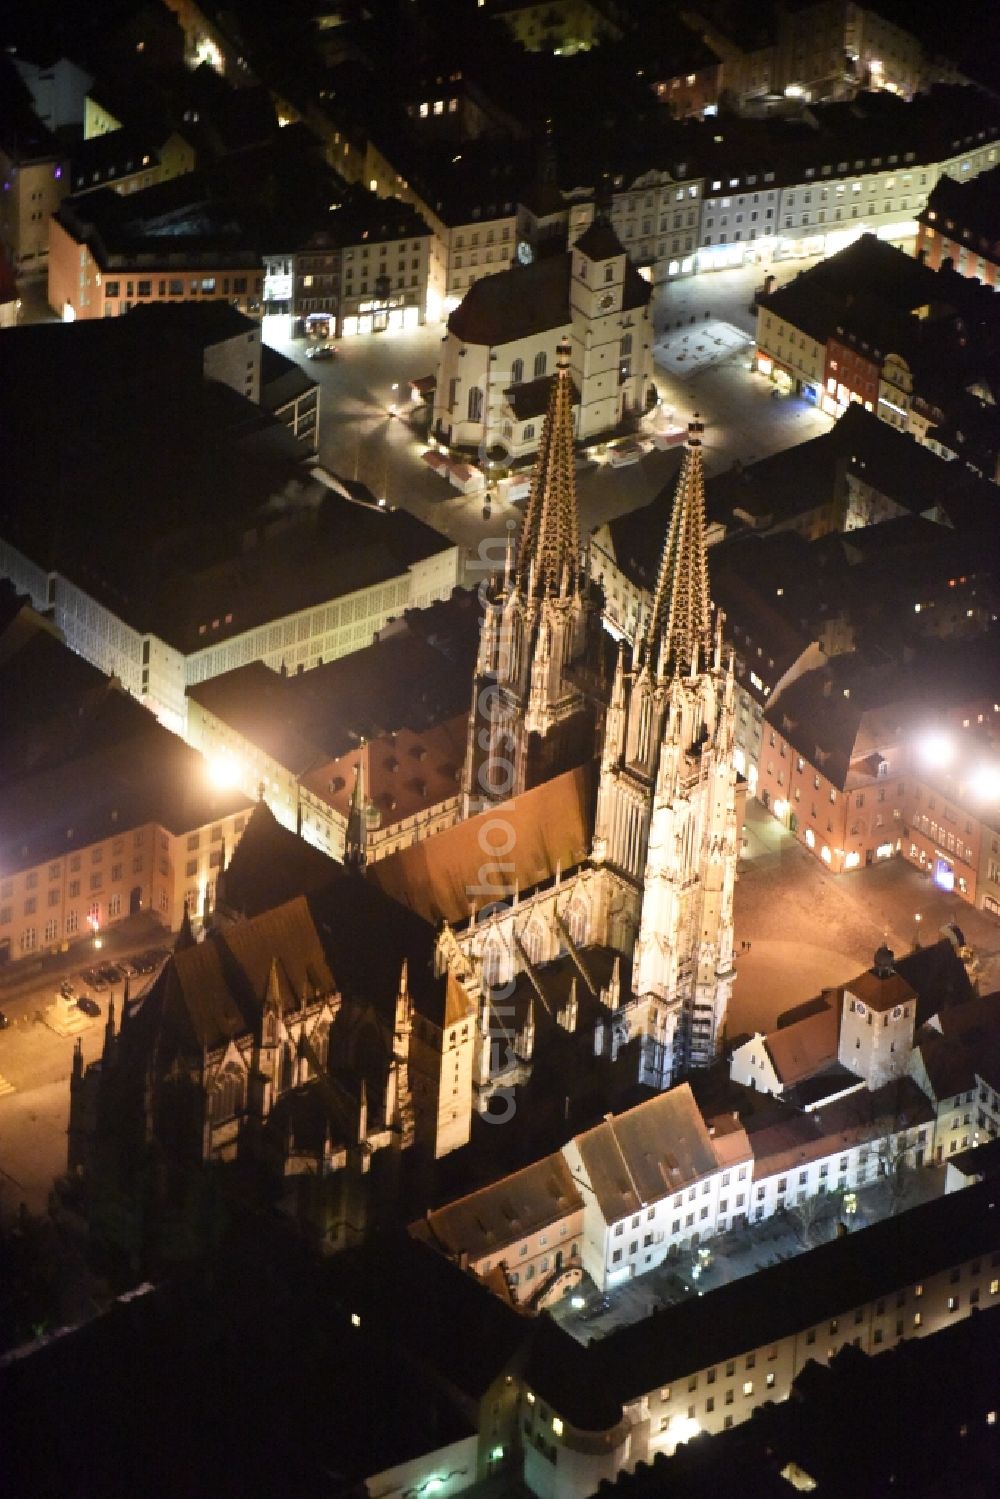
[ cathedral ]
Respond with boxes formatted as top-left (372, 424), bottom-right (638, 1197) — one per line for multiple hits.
top-left (379, 350), bottom-right (740, 1093)
top-left (67, 332), bottom-right (740, 1249)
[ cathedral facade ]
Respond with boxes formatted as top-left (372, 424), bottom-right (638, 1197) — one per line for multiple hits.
top-left (439, 354), bottom-right (739, 1091)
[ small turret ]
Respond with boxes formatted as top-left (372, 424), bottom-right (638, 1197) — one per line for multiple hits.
top-left (518, 997), bottom-right (536, 1061)
top-left (102, 998), bottom-right (117, 1070)
top-left (345, 753), bottom-right (369, 870)
top-left (357, 1077), bottom-right (368, 1144)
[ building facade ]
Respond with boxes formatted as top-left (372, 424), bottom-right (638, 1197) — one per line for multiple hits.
top-left (433, 221), bottom-right (653, 461)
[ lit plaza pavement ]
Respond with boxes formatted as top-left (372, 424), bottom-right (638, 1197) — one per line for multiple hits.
top-left (262, 254), bottom-right (834, 579)
top-left (731, 801), bottom-right (1000, 1040)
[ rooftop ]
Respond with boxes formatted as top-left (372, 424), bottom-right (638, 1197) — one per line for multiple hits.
top-left (187, 590), bottom-right (480, 773)
top-left (418, 1152), bottom-right (584, 1263)
top-left (368, 763), bottom-right (595, 926)
top-left (448, 249), bottom-right (650, 348)
top-left (574, 1082), bottom-right (720, 1221)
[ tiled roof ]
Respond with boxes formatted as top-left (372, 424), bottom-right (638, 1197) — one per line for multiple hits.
top-left (299, 713), bottom-right (467, 829)
top-left (844, 966), bottom-right (917, 1015)
top-left (420, 1152), bottom-right (583, 1261)
top-left (162, 894), bottom-right (335, 1050)
top-left (574, 1082), bottom-right (719, 1221)
top-left (748, 1077), bottom-right (934, 1181)
top-left (367, 764), bottom-right (595, 926)
top-left (447, 250), bottom-right (650, 348)
top-left (763, 1001), bottom-right (840, 1085)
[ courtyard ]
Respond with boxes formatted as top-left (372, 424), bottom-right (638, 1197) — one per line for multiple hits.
top-left (731, 801), bottom-right (1000, 1039)
top-left (551, 1162), bottom-right (946, 1345)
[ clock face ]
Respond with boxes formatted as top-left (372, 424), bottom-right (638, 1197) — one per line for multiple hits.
top-left (516, 240), bottom-right (534, 265)
top-left (599, 291), bottom-right (615, 310)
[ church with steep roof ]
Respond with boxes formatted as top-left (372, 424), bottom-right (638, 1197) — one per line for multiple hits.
top-left (380, 362), bottom-right (738, 1097)
top-left (431, 216), bottom-right (654, 463)
top-left (66, 324), bottom-right (740, 1250)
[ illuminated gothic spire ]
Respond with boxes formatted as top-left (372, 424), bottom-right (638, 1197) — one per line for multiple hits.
top-left (643, 414), bottom-right (712, 676)
top-left (516, 337), bottom-right (580, 597)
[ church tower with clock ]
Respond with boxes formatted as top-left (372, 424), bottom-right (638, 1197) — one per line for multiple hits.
top-left (569, 218), bottom-right (650, 441)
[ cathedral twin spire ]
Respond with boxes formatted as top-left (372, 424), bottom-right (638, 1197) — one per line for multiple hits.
top-left (642, 415), bottom-right (712, 678)
top-left (513, 365), bottom-right (713, 679)
top-left (515, 337), bottom-right (580, 597)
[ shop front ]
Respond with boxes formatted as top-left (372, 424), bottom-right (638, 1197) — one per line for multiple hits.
top-left (341, 295), bottom-right (420, 337)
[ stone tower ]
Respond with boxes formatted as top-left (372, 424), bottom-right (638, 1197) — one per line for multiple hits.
top-left (597, 418), bottom-right (739, 1085)
top-left (838, 946), bottom-right (917, 1090)
top-left (462, 336), bottom-right (602, 812)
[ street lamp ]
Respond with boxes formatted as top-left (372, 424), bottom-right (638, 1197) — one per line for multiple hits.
top-left (913, 912), bottom-right (922, 949)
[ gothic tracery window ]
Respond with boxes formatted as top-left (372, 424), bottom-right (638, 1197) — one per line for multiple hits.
top-left (564, 898), bottom-right (588, 947)
top-left (212, 1062), bottom-right (245, 1121)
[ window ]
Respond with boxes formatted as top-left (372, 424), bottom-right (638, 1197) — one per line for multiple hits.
top-left (533, 351), bottom-right (547, 379)
top-left (510, 358), bottom-right (523, 384)
top-left (467, 386), bottom-right (483, 422)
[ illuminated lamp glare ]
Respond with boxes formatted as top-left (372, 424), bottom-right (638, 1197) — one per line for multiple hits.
top-left (671, 1415), bottom-right (702, 1444)
top-left (917, 732), bottom-right (954, 770)
top-left (207, 753), bottom-right (240, 789)
top-left (970, 764), bottom-right (1000, 800)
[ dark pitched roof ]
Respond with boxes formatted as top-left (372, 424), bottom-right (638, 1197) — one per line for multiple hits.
top-left (448, 250), bottom-right (650, 347)
top-left (219, 801), bottom-right (344, 918)
top-left (259, 345), bottom-right (316, 411)
top-left (894, 938), bottom-right (975, 1024)
top-left (573, 218), bottom-right (627, 262)
top-left (921, 163), bottom-right (1000, 247)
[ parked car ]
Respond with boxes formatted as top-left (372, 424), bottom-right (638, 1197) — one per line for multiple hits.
top-left (98, 962), bottom-right (124, 985)
top-left (118, 960), bottom-right (138, 977)
top-left (0, 1011), bottom-right (9, 1029)
top-left (80, 966), bottom-right (107, 990)
top-left (76, 995), bottom-right (100, 1017)
top-left (133, 949), bottom-right (169, 974)
top-left (305, 343), bottom-right (336, 361)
